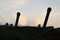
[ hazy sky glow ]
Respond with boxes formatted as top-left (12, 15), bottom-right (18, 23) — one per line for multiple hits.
top-left (0, 0), bottom-right (60, 28)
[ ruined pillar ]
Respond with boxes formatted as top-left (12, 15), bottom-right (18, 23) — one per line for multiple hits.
top-left (43, 7), bottom-right (52, 28)
top-left (15, 12), bottom-right (21, 26)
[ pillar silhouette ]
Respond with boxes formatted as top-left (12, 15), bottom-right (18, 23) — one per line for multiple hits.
top-left (5, 23), bottom-right (9, 27)
top-left (10, 24), bottom-right (13, 27)
top-left (43, 7), bottom-right (52, 28)
top-left (15, 12), bottom-right (21, 26)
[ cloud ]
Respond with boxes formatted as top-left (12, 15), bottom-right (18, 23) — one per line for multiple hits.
top-left (0, 0), bottom-right (28, 8)
top-left (0, 0), bottom-right (28, 24)
top-left (0, 0), bottom-right (28, 14)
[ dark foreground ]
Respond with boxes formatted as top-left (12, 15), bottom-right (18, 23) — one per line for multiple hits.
top-left (0, 26), bottom-right (60, 40)
top-left (0, 7), bottom-right (57, 40)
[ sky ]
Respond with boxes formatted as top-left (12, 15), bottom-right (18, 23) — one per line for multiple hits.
top-left (0, 0), bottom-right (60, 28)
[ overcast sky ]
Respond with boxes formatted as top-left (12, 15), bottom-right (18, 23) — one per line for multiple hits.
top-left (0, 0), bottom-right (60, 28)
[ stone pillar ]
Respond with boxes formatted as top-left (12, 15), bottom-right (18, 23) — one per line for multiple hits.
top-left (43, 7), bottom-right (52, 28)
top-left (15, 12), bottom-right (21, 26)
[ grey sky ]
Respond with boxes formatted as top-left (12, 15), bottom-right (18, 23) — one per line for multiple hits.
top-left (0, 0), bottom-right (60, 28)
